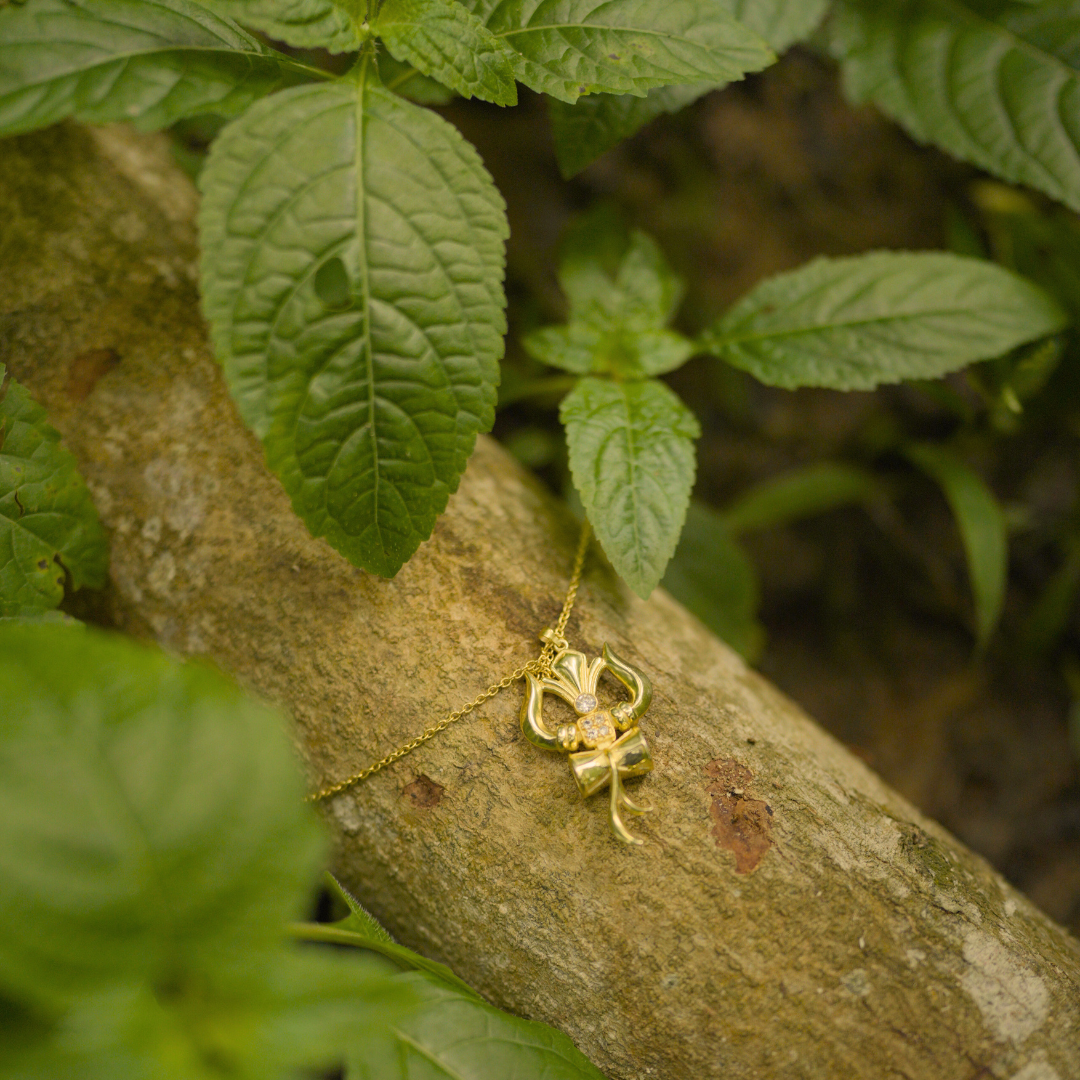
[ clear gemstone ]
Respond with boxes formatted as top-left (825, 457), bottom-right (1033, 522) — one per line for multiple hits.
top-left (574, 693), bottom-right (598, 714)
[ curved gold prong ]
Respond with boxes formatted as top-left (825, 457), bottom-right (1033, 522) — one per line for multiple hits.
top-left (520, 671), bottom-right (560, 750)
top-left (602, 643), bottom-right (652, 721)
top-left (618, 791), bottom-right (653, 816)
top-left (609, 762), bottom-right (644, 845)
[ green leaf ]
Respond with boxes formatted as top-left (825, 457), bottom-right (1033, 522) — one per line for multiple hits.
top-left (297, 880), bottom-right (606, 1080)
top-left (525, 214), bottom-right (693, 377)
top-left (1020, 540), bottom-right (1080, 657)
top-left (293, 874), bottom-right (484, 999)
top-left (728, 0), bottom-right (828, 52)
top-left (527, 212), bottom-right (695, 378)
top-left (662, 500), bottom-right (763, 660)
top-left (562, 376), bottom-right (699, 597)
top-left (721, 461), bottom-right (877, 535)
top-left (347, 969), bottom-right (607, 1080)
top-left (525, 324), bottom-right (694, 377)
top-left (375, 0), bottom-right (518, 105)
top-left (194, 0), bottom-right (360, 53)
top-left (378, 53), bottom-right (458, 105)
top-left (0, 366), bottom-right (107, 617)
top-left (0, 0), bottom-right (313, 138)
top-left (462, 0), bottom-right (774, 103)
top-left (199, 70), bottom-right (507, 577)
top-left (548, 0), bottom-right (824, 176)
top-left (701, 251), bottom-right (1068, 390)
top-left (906, 443), bottom-right (1008, 648)
top-left (0, 623), bottom-right (411, 1079)
top-left (830, 0), bottom-right (1080, 213)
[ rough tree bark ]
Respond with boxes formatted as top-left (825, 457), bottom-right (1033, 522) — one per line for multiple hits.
top-left (2, 124), bottom-right (1079, 1080)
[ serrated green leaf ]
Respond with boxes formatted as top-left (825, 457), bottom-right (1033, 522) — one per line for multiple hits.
top-left (830, 0), bottom-right (1080, 212)
top-left (722, 461), bottom-right (877, 535)
top-left (378, 52), bottom-right (458, 104)
top-left (462, 0), bottom-right (774, 103)
top-left (906, 443), bottom-right (1008, 648)
top-left (548, 0), bottom-right (824, 176)
top-left (0, 623), bottom-right (412, 1079)
top-left (199, 71), bottom-right (507, 577)
top-left (527, 215), bottom-right (694, 378)
top-left (347, 969), bottom-right (607, 1080)
top-left (701, 251), bottom-right (1068, 390)
top-left (526, 218), bottom-right (693, 377)
top-left (0, 0), bottom-right (314, 138)
top-left (0, 366), bottom-right (107, 617)
top-left (194, 0), bottom-right (360, 52)
top-left (562, 376), bottom-right (699, 597)
top-left (557, 208), bottom-right (684, 329)
top-left (729, 0), bottom-right (827, 52)
top-left (375, 0), bottom-right (518, 105)
top-left (525, 324), bottom-right (694, 376)
top-left (661, 499), bottom-right (763, 659)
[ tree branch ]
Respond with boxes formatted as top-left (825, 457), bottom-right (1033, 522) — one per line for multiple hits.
top-left (2, 123), bottom-right (1078, 1080)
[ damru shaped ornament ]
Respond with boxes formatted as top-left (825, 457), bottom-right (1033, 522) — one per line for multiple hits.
top-left (521, 639), bottom-right (654, 844)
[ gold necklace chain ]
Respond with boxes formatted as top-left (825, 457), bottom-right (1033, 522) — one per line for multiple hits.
top-left (307, 518), bottom-right (592, 802)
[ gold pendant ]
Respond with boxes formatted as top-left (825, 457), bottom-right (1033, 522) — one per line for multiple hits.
top-left (521, 641), bottom-right (654, 844)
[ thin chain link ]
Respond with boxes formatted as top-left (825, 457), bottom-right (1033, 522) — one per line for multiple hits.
top-left (307, 518), bottom-right (591, 802)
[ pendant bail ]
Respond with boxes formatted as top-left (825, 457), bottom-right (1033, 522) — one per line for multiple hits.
top-left (539, 627), bottom-right (568, 651)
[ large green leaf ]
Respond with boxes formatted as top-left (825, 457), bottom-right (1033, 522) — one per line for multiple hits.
top-left (906, 444), bottom-right (1008, 648)
top-left (661, 499), bottom-right (763, 660)
top-left (830, 0), bottom-right (1080, 212)
top-left (199, 68), bottom-right (507, 577)
top-left (562, 376), bottom-right (699, 597)
top-left (462, 0), bottom-right (774, 103)
top-left (0, 366), bottom-right (107, 617)
top-left (701, 251), bottom-right (1068, 390)
top-left (0, 0), bottom-right (315, 137)
top-left (0, 623), bottom-right (410, 1079)
top-left (194, 0), bottom-right (360, 52)
top-left (548, 0), bottom-right (825, 176)
top-left (375, 0), bottom-right (518, 105)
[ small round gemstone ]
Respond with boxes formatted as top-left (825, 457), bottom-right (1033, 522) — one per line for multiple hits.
top-left (574, 693), bottom-right (598, 714)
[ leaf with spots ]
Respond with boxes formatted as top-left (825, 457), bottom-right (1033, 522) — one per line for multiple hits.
top-left (0, 0), bottom-right (315, 138)
top-left (198, 66), bottom-right (507, 577)
top-left (561, 376), bottom-right (699, 598)
top-left (0, 365), bottom-right (107, 618)
top-left (461, 0), bottom-right (774, 103)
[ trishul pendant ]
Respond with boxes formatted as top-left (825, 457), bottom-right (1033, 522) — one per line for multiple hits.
top-left (521, 638), bottom-right (654, 844)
